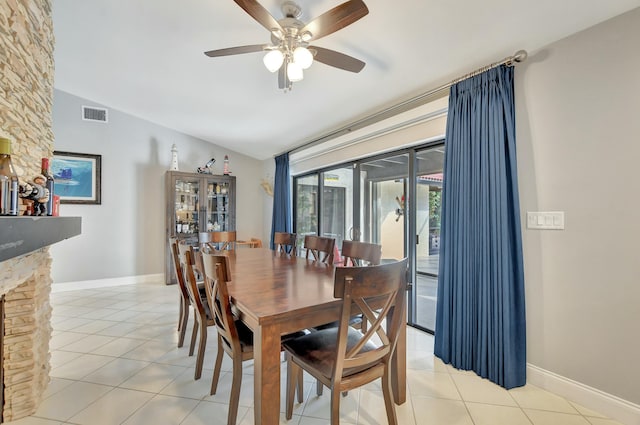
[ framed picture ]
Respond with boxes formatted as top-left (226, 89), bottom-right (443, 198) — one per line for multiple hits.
top-left (52, 151), bottom-right (102, 204)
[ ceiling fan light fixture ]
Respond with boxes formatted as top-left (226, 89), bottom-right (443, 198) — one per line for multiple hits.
top-left (287, 61), bottom-right (303, 82)
top-left (263, 49), bottom-right (284, 72)
top-left (293, 46), bottom-right (313, 69)
top-left (300, 31), bottom-right (313, 42)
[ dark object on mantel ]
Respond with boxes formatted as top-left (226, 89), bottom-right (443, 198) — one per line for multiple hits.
top-left (0, 216), bottom-right (81, 263)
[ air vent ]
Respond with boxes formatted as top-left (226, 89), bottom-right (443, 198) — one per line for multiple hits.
top-left (82, 106), bottom-right (108, 123)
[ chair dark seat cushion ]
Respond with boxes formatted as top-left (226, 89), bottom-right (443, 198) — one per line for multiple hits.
top-left (282, 327), bottom-right (379, 378)
top-left (311, 315), bottom-right (363, 331)
top-left (235, 319), bottom-right (254, 349)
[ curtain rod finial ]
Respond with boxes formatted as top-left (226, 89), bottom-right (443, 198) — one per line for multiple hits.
top-left (513, 50), bottom-right (528, 63)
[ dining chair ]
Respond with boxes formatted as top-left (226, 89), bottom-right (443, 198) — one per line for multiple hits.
top-left (274, 232), bottom-right (297, 255)
top-left (340, 240), bottom-right (383, 333)
top-left (283, 258), bottom-right (409, 425)
top-left (177, 243), bottom-right (214, 380)
top-left (201, 252), bottom-right (253, 425)
top-left (199, 231), bottom-right (237, 251)
top-left (201, 252), bottom-right (306, 425)
top-left (303, 235), bottom-right (335, 264)
top-left (249, 237), bottom-right (263, 248)
top-left (169, 238), bottom-right (192, 348)
top-left (341, 240), bottom-right (382, 267)
top-left (314, 240), bottom-right (383, 335)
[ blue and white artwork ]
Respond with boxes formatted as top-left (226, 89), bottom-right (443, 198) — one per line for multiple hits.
top-left (52, 152), bottom-right (101, 203)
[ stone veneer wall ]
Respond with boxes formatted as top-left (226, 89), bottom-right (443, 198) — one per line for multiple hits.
top-left (0, 252), bottom-right (52, 421)
top-left (0, 0), bottom-right (55, 421)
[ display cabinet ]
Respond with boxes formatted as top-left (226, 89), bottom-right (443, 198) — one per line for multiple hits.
top-left (165, 170), bottom-right (236, 284)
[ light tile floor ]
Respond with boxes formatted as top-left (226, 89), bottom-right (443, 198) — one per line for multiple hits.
top-left (7, 281), bottom-right (622, 425)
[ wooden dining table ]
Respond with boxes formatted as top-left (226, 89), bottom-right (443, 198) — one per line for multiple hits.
top-left (221, 247), bottom-right (407, 425)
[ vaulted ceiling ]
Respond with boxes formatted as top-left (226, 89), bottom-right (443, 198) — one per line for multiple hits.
top-left (52, 1), bottom-right (640, 160)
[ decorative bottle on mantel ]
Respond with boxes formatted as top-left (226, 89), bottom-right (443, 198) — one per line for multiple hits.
top-left (0, 137), bottom-right (19, 216)
top-left (41, 158), bottom-right (55, 216)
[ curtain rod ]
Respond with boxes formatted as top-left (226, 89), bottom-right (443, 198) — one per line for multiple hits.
top-left (284, 49), bottom-right (528, 157)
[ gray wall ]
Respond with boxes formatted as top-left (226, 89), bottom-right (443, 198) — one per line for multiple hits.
top-left (517, 8), bottom-right (640, 404)
top-left (50, 89), bottom-right (265, 283)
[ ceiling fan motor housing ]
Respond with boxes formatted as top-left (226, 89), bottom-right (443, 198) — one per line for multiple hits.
top-left (281, 1), bottom-right (303, 18)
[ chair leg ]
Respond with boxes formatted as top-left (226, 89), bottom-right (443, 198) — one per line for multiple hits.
top-left (189, 319), bottom-right (199, 356)
top-left (285, 354), bottom-right (299, 420)
top-left (178, 300), bottom-right (189, 348)
top-left (316, 379), bottom-right (323, 396)
top-left (228, 355), bottom-right (243, 425)
top-left (194, 315), bottom-right (207, 380)
top-left (210, 336), bottom-right (224, 395)
top-left (330, 386), bottom-right (341, 425)
top-left (178, 296), bottom-right (184, 331)
top-left (296, 366), bottom-right (304, 404)
top-left (381, 367), bottom-right (398, 425)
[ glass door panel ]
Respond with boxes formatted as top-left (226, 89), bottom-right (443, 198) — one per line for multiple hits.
top-left (322, 167), bottom-right (353, 261)
top-left (295, 174), bottom-right (319, 250)
top-left (414, 146), bottom-right (445, 331)
top-left (360, 154), bottom-right (409, 261)
top-left (205, 180), bottom-right (231, 232)
top-left (174, 178), bottom-right (200, 236)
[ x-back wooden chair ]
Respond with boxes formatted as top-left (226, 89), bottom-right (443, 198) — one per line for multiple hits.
top-left (201, 253), bottom-right (253, 425)
top-left (199, 231), bottom-right (237, 251)
top-left (169, 237), bottom-right (191, 348)
top-left (177, 243), bottom-right (214, 380)
top-left (201, 252), bottom-right (305, 425)
top-left (283, 258), bottom-right (409, 425)
top-left (303, 235), bottom-right (335, 264)
top-left (274, 231), bottom-right (297, 255)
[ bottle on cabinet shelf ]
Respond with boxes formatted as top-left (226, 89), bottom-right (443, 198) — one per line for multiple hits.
top-left (0, 137), bottom-right (19, 216)
top-left (41, 158), bottom-right (55, 216)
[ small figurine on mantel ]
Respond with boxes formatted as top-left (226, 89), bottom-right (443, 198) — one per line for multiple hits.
top-left (223, 155), bottom-right (231, 175)
top-left (169, 144), bottom-right (179, 171)
top-left (18, 175), bottom-right (50, 216)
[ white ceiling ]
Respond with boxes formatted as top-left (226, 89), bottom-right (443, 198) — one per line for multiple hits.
top-left (52, 1), bottom-right (640, 160)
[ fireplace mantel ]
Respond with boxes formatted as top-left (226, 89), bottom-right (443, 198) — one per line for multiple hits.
top-left (0, 216), bottom-right (81, 263)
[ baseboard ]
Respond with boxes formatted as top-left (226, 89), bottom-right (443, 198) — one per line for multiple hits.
top-left (52, 273), bottom-right (164, 293)
top-left (527, 363), bottom-right (640, 425)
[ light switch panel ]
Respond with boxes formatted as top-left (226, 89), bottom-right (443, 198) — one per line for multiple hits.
top-left (527, 211), bottom-right (564, 230)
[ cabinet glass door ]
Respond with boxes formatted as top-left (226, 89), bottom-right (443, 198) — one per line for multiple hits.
top-left (174, 177), bottom-right (200, 236)
top-left (205, 180), bottom-right (231, 232)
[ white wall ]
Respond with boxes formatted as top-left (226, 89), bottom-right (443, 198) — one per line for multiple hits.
top-left (517, 7), bottom-right (640, 407)
top-left (50, 89), bottom-right (265, 283)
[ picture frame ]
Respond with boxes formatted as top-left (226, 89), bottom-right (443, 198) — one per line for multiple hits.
top-left (52, 151), bottom-right (102, 204)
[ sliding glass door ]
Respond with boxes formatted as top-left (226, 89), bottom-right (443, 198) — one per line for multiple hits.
top-left (293, 141), bottom-right (444, 333)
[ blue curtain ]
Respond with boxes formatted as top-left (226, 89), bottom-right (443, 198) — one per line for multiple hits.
top-left (270, 153), bottom-right (292, 249)
top-left (434, 65), bottom-right (526, 389)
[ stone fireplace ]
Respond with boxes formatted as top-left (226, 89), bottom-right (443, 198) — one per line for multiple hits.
top-left (0, 250), bottom-right (53, 421)
top-left (0, 218), bottom-right (81, 422)
top-left (1, 0), bottom-right (73, 421)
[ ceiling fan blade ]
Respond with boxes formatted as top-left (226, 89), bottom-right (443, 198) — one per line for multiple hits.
top-left (204, 44), bottom-right (266, 57)
top-left (233, 0), bottom-right (284, 37)
top-left (301, 0), bottom-right (369, 41)
top-left (311, 46), bottom-right (365, 73)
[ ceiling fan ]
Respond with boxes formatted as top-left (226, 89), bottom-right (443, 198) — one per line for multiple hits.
top-left (204, 0), bottom-right (369, 91)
